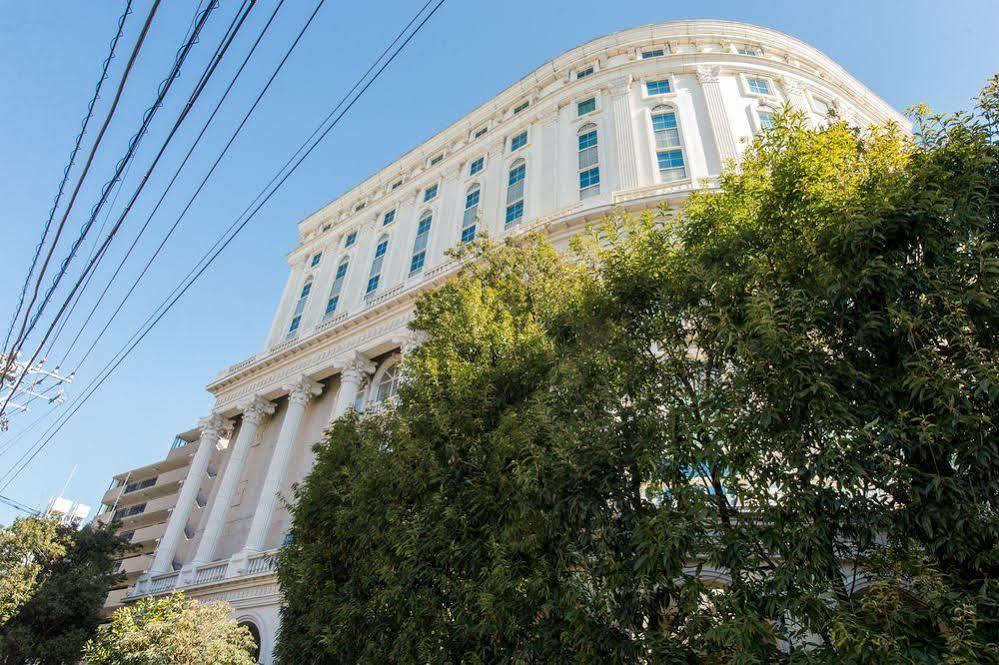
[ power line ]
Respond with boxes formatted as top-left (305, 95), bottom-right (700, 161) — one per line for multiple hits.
top-left (0, 0), bottom-right (164, 385)
top-left (71, 0), bottom-right (437, 374)
top-left (53, 0), bottom-right (288, 369)
top-left (0, 0), bottom-right (224, 421)
top-left (2, 2), bottom-right (135, 361)
top-left (0, 0), bottom-right (447, 493)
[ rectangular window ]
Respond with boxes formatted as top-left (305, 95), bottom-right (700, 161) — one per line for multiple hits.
top-left (656, 149), bottom-right (686, 180)
top-left (469, 157), bottom-right (484, 176)
top-left (321, 224), bottom-right (331, 232)
top-left (391, 179), bottom-right (403, 190)
top-left (382, 209), bottom-right (395, 226)
top-left (287, 315), bottom-right (301, 338)
top-left (429, 154), bottom-right (443, 166)
top-left (325, 261), bottom-right (349, 317)
top-left (423, 183), bottom-right (438, 202)
top-left (642, 48), bottom-right (665, 59)
top-left (748, 78), bottom-right (771, 96)
top-left (354, 202), bottom-right (366, 212)
top-left (652, 111), bottom-right (682, 149)
top-left (577, 97), bottom-right (596, 116)
top-left (578, 130), bottom-right (598, 168)
top-left (310, 252), bottom-right (322, 267)
top-left (366, 238), bottom-right (389, 295)
top-left (505, 200), bottom-right (524, 224)
top-left (513, 100), bottom-right (529, 114)
top-left (576, 66), bottom-right (594, 79)
top-left (474, 126), bottom-right (488, 138)
top-left (758, 110), bottom-right (775, 129)
top-left (344, 231), bottom-right (357, 248)
top-left (737, 46), bottom-right (762, 56)
top-left (510, 131), bottom-right (527, 152)
top-left (579, 167), bottom-right (600, 192)
top-left (410, 216), bottom-right (432, 275)
top-left (462, 188), bottom-right (480, 243)
top-left (652, 110), bottom-right (687, 182)
top-left (505, 161), bottom-right (526, 225)
top-left (646, 79), bottom-right (672, 95)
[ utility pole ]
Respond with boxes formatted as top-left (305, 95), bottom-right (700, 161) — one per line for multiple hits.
top-left (0, 352), bottom-right (73, 431)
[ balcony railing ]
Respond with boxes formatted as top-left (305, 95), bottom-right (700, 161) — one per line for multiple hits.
top-left (246, 551), bottom-right (276, 575)
top-left (124, 477), bottom-right (156, 494)
top-left (147, 572), bottom-right (178, 594)
top-left (193, 562), bottom-right (227, 585)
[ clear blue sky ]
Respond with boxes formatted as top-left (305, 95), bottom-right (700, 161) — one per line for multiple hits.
top-left (1, 0), bottom-right (996, 525)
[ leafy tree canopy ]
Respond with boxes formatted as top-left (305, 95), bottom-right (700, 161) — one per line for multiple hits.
top-left (0, 516), bottom-right (131, 664)
top-left (277, 77), bottom-right (999, 663)
top-left (84, 592), bottom-right (257, 665)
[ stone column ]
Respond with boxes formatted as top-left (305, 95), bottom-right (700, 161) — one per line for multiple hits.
top-left (483, 138), bottom-right (507, 237)
top-left (537, 108), bottom-right (559, 215)
top-left (696, 65), bottom-right (738, 165)
top-left (239, 376), bottom-right (322, 556)
top-left (192, 396), bottom-right (275, 564)
top-left (610, 75), bottom-right (639, 191)
top-left (328, 354), bottom-right (376, 425)
top-left (149, 413), bottom-right (231, 575)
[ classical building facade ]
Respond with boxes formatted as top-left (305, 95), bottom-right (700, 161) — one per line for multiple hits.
top-left (123, 20), bottom-right (906, 662)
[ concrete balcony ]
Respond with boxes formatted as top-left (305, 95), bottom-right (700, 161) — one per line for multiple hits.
top-left (113, 493), bottom-right (175, 529)
top-left (103, 464), bottom-right (188, 507)
top-left (115, 553), bottom-right (152, 579)
top-left (103, 587), bottom-right (129, 614)
top-left (126, 521), bottom-right (166, 554)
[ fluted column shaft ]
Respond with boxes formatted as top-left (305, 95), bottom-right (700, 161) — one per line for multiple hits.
top-left (193, 396), bottom-right (274, 564)
top-left (610, 76), bottom-right (639, 190)
top-left (149, 414), bottom-right (230, 575)
top-left (328, 356), bottom-right (375, 424)
top-left (697, 66), bottom-right (738, 165)
top-left (241, 377), bottom-right (322, 554)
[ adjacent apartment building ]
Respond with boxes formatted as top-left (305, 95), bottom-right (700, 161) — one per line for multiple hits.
top-left (95, 428), bottom-right (222, 612)
top-left (112, 20), bottom-right (907, 662)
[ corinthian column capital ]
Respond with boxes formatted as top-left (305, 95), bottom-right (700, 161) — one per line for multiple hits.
top-left (609, 75), bottom-right (633, 98)
top-left (198, 413), bottom-right (232, 442)
top-left (284, 375), bottom-right (323, 406)
top-left (339, 353), bottom-right (376, 386)
top-left (696, 65), bottom-right (722, 84)
top-left (240, 395), bottom-right (276, 427)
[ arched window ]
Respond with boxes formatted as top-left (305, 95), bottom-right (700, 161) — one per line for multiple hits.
top-left (237, 621), bottom-right (261, 662)
top-left (324, 257), bottom-right (349, 318)
top-left (286, 276), bottom-right (312, 339)
top-left (505, 158), bottom-right (526, 226)
top-left (373, 361), bottom-right (402, 403)
top-left (366, 234), bottom-right (389, 296)
top-left (462, 184), bottom-right (480, 243)
top-left (650, 106), bottom-right (687, 182)
top-left (410, 210), bottom-right (432, 276)
top-left (577, 123), bottom-right (600, 199)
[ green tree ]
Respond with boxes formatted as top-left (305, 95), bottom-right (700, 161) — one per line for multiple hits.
top-left (0, 517), bottom-right (131, 664)
top-left (83, 592), bottom-right (257, 665)
top-left (277, 77), bottom-right (999, 663)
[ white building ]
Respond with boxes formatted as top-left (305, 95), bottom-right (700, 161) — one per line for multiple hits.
top-left (43, 496), bottom-right (90, 528)
top-left (126, 20), bottom-right (906, 662)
